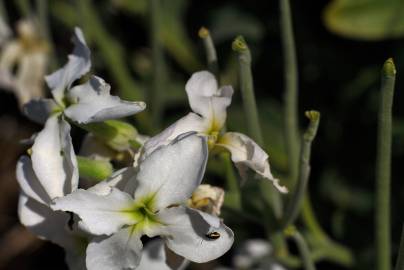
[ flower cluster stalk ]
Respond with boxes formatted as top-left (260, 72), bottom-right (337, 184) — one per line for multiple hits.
top-left (232, 36), bottom-right (263, 145)
top-left (376, 58), bottom-right (396, 270)
top-left (199, 27), bottom-right (219, 78)
top-left (280, 0), bottom-right (300, 187)
top-left (282, 111), bottom-right (320, 228)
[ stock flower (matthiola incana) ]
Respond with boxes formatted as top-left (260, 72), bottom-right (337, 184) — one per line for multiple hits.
top-left (23, 27), bottom-right (145, 125)
top-left (143, 71), bottom-right (287, 193)
top-left (52, 133), bottom-right (234, 270)
top-left (16, 115), bottom-right (87, 269)
top-left (0, 19), bottom-right (48, 107)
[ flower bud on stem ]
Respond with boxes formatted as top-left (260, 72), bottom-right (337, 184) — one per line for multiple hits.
top-left (199, 27), bottom-right (219, 78)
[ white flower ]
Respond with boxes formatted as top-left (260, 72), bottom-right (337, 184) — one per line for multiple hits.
top-left (16, 115), bottom-right (86, 269)
top-left (52, 133), bottom-right (234, 270)
top-left (143, 71), bottom-right (287, 193)
top-left (0, 19), bottom-right (48, 107)
top-left (23, 27), bottom-right (145, 125)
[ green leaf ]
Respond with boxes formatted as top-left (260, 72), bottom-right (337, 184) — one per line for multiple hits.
top-left (324, 0), bottom-right (404, 40)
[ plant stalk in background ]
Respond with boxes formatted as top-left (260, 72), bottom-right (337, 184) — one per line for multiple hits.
top-left (150, 0), bottom-right (165, 128)
top-left (280, 0), bottom-right (300, 187)
top-left (199, 27), bottom-right (219, 78)
top-left (375, 58), bottom-right (396, 270)
top-left (282, 110), bottom-right (320, 228)
top-left (395, 225), bottom-right (404, 270)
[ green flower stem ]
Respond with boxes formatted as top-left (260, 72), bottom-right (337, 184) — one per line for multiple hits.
top-left (221, 152), bottom-right (241, 209)
top-left (282, 111), bottom-right (320, 228)
top-left (150, 0), bottom-right (165, 128)
top-left (232, 36), bottom-right (263, 145)
top-left (199, 27), bottom-right (219, 78)
top-left (232, 35), bottom-right (286, 255)
top-left (394, 224), bottom-right (404, 270)
top-left (285, 227), bottom-right (316, 270)
top-left (376, 58), bottom-right (396, 270)
top-left (77, 0), bottom-right (152, 133)
top-left (77, 156), bottom-right (113, 182)
top-left (280, 0), bottom-right (300, 187)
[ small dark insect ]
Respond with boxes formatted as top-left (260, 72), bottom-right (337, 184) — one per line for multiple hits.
top-left (205, 231), bottom-right (220, 239)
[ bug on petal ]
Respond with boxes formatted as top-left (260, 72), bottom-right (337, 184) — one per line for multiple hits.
top-left (205, 231), bottom-right (220, 240)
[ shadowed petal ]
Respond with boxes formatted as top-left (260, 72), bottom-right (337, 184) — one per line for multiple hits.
top-left (86, 228), bottom-right (142, 270)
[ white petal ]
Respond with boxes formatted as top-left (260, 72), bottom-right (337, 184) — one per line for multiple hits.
top-left (134, 133), bottom-right (208, 210)
top-left (51, 188), bottom-right (136, 235)
top-left (86, 228), bottom-right (142, 270)
top-left (16, 156), bottom-right (50, 204)
top-left (157, 206), bottom-right (234, 263)
top-left (185, 71), bottom-right (233, 129)
top-left (217, 132), bottom-right (288, 193)
top-left (18, 194), bottom-right (75, 249)
top-left (142, 112), bottom-right (208, 159)
top-left (64, 76), bottom-right (146, 124)
top-left (31, 116), bottom-right (79, 199)
top-left (22, 98), bottom-right (59, 124)
top-left (45, 27), bottom-right (91, 104)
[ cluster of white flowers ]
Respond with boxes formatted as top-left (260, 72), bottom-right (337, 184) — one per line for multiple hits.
top-left (16, 27), bottom-right (286, 270)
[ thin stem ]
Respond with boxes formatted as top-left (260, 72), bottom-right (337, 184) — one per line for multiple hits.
top-left (280, 0), bottom-right (300, 187)
top-left (150, 0), bottom-right (165, 128)
top-left (199, 26), bottom-right (219, 78)
top-left (282, 111), bottom-right (320, 228)
top-left (286, 227), bottom-right (316, 270)
top-left (376, 58), bottom-right (396, 270)
top-left (232, 36), bottom-right (263, 145)
top-left (394, 224), bottom-right (404, 270)
top-left (232, 35), bottom-right (286, 254)
top-left (77, 0), bottom-right (152, 133)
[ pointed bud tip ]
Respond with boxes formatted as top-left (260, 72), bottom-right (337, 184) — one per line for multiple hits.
top-left (198, 27), bottom-right (210, 39)
top-left (383, 58), bottom-right (396, 77)
top-left (232, 35), bottom-right (248, 52)
top-left (305, 110), bottom-right (320, 122)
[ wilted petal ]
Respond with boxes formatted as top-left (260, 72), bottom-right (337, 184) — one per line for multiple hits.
top-left (157, 206), bottom-right (234, 263)
top-left (16, 156), bottom-right (50, 204)
top-left (64, 76), bottom-right (145, 124)
top-left (185, 71), bottom-right (233, 130)
top-left (142, 112), bottom-right (207, 158)
top-left (188, 184), bottom-right (225, 216)
top-left (31, 116), bottom-right (79, 199)
top-left (51, 188), bottom-right (136, 235)
top-left (217, 132), bottom-right (288, 193)
top-left (45, 27), bottom-right (91, 104)
top-left (23, 98), bottom-right (59, 124)
top-left (86, 228), bottom-right (142, 270)
top-left (134, 133), bottom-right (208, 210)
top-left (18, 194), bottom-right (75, 249)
